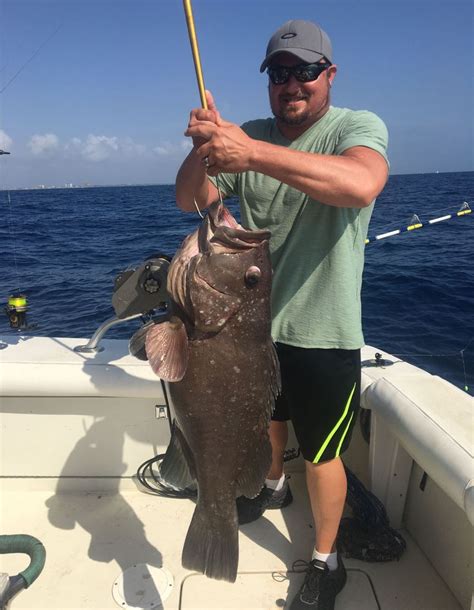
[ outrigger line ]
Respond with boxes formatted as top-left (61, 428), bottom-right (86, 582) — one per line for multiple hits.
top-left (391, 335), bottom-right (473, 394)
top-left (0, 24), bottom-right (62, 94)
top-left (366, 201), bottom-right (472, 244)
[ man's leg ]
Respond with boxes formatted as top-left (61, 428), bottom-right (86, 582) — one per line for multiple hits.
top-left (267, 420), bottom-right (288, 480)
top-left (305, 456), bottom-right (347, 553)
top-left (288, 457), bottom-right (348, 610)
top-left (284, 346), bottom-right (359, 609)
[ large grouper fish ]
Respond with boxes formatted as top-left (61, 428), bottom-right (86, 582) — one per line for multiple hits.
top-left (143, 201), bottom-right (280, 582)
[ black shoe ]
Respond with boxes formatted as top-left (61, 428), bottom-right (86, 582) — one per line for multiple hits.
top-left (236, 479), bottom-right (293, 525)
top-left (289, 556), bottom-right (347, 610)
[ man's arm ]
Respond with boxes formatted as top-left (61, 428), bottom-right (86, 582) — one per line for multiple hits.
top-left (175, 90), bottom-right (221, 212)
top-left (175, 147), bottom-right (220, 212)
top-left (250, 142), bottom-right (388, 208)
top-left (186, 119), bottom-right (388, 208)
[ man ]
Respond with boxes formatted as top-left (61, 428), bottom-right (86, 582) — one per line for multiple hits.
top-left (175, 19), bottom-right (388, 610)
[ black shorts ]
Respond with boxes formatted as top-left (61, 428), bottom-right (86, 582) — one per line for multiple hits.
top-left (273, 343), bottom-right (361, 463)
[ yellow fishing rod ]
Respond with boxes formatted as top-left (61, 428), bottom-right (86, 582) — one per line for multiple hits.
top-left (182, 0), bottom-right (225, 216)
top-left (183, 0), bottom-right (208, 109)
top-left (365, 201), bottom-right (472, 244)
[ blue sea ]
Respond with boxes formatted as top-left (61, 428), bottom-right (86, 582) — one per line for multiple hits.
top-left (1, 171), bottom-right (473, 394)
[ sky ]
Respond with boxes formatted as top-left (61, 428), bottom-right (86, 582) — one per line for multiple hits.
top-left (0, 0), bottom-right (473, 189)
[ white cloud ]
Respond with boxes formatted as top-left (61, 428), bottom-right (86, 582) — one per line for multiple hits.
top-left (154, 145), bottom-right (169, 156)
top-left (0, 129), bottom-right (13, 151)
top-left (154, 139), bottom-right (192, 157)
top-left (64, 134), bottom-right (148, 162)
top-left (29, 133), bottom-right (59, 156)
top-left (120, 137), bottom-right (148, 158)
top-left (82, 135), bottom-right (118, 161)
top-left (24, 132), bottom-right (189, 164)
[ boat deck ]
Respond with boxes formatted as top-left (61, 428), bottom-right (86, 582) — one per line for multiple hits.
top-left (0, 474), bottom-right (461, 609)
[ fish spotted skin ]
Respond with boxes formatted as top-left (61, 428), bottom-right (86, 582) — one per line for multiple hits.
top-left (145, 202), bottom-right (280, 582)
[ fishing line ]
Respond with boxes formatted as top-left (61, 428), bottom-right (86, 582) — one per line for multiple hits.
top-left (0, 24), bottom-right (62, 94)
top-left (193, 197), bottom-right (204, 218)
top-left (385, 335), bottom-right (473, 393)
top-left (460, 353), bottom-right (470, 393)
top-left (192, 176), bottom-right (225, 219)
top-left (459, 337), bottom-right (474, 392)
top-left (2, 189), bottom-right (33, 330)
top-left (216, 175), bottom-right (224, 205)
top-left (391, 336), bottom-right (473, 358)
top-left (5, 191), bottom-right (21, 293)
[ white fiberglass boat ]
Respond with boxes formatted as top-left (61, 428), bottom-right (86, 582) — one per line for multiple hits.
top-left (0, 331), bottom-right (472, 610)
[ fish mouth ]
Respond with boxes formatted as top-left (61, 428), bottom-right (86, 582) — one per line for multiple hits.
top-left (167, 202), bottom-right (270, 314)
top-left (198, 202), bottom-right (270, 253)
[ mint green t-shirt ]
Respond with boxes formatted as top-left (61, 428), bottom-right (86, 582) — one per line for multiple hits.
top-left (212, 106), bottom-right (389, 349)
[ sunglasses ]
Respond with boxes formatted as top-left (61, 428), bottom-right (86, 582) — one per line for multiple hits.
top-left (267, 62), bottom-right (332, 85)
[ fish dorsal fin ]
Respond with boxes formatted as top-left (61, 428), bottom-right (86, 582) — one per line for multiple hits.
top-left (269, 341), bottom-right (282, 400)
top-left (145, 316), bottom-right (188, 381)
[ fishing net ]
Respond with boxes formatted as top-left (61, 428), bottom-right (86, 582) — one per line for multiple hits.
top-left (337, 466), bottom-right (406, 562)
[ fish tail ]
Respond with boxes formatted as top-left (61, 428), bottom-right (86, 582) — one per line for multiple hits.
top-left (182, 501), bottom-right (238, 582)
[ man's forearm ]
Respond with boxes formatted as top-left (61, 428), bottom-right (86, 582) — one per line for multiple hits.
top-left (175, 148), bottom-right (214, 212)
top-left (249, 140), bottom-right (387, 208)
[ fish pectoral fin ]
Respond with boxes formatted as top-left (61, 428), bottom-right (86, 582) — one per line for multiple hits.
top-left (159, 423), bottom-right (197, 490)
top-left (145, 316), bottom-right (189, 381)
top-left (129, 321), bottom-right (156, 361)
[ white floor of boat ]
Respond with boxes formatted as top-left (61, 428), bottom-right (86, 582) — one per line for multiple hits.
top-left (1, 473), bottom-right (461, 610)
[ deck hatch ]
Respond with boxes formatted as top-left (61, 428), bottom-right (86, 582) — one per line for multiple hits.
top-left (112, 564), bottom-right (174, 609)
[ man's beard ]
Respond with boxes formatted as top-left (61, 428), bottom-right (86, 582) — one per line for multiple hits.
top-left (272, 94), bottom-right (310, 125)
top-left (274, 108), bottom-right (311, 125)
top-left (272, 91), bottom-right (330, 126)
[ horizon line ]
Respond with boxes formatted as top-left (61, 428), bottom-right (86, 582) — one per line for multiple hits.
top-left (1, 169), bottom-right (473, 192)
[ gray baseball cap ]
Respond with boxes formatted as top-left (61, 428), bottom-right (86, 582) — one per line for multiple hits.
top-left (260, 20), bottom-right (333, 72)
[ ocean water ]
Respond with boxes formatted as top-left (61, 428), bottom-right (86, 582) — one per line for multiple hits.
top-left (1, 171), bottom-right (473, 394)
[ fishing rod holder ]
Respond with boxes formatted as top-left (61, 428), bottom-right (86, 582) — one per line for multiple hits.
top-left (111, 255), bottom-right (170, 319)
top-left (74, 310), bottom-right (170, 354)
top-left (75, 254), bottom-right (171, 354)
top-left (74, 313), bottom-right (146, 353)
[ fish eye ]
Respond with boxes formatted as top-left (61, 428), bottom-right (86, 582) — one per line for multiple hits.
top-left (245, 265), bottom-right (261, 287)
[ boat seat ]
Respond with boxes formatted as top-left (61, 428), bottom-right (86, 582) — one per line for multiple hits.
top-left (361, 375), bottom-right (474, 527)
